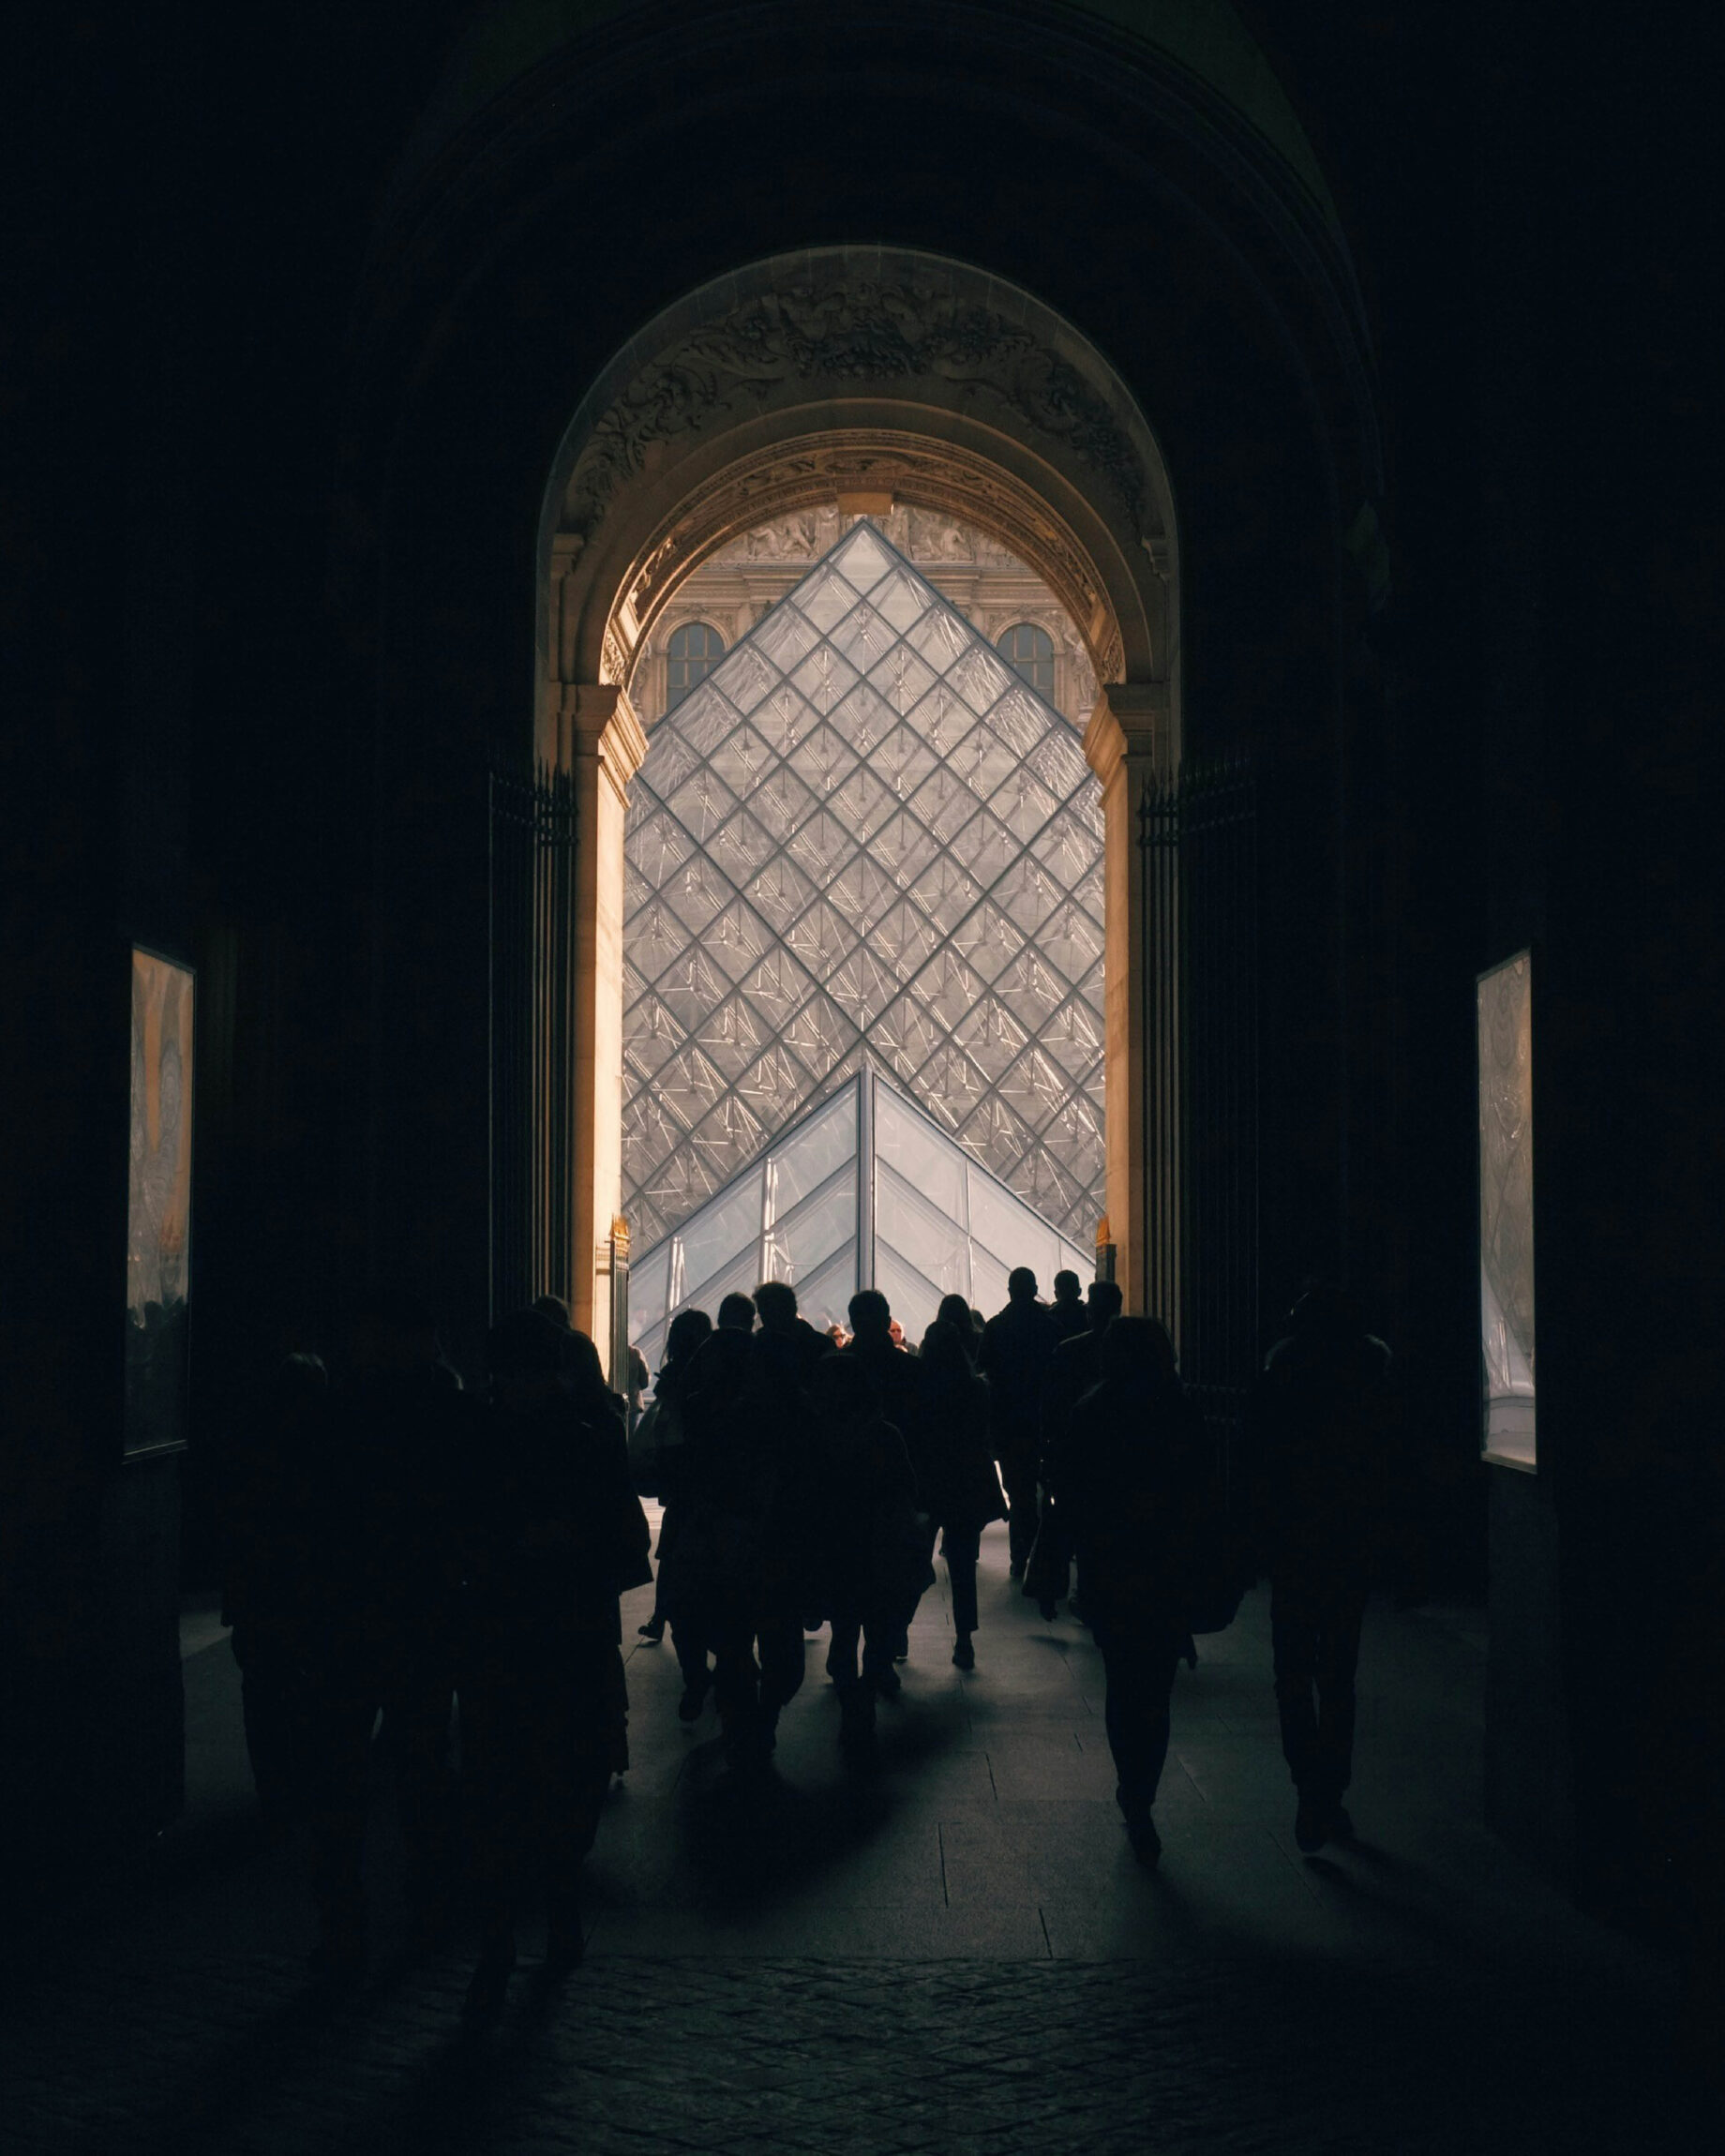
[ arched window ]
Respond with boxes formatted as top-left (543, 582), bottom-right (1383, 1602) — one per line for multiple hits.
top-left (666, 621), bottom-right (727, 709)
top-left (998, 621), bottom-right (1056, 696)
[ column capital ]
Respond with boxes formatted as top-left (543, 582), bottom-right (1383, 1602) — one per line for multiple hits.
top-left (557, 682), bottom-right (647, 801)
top-left (1084, 681), bottom-right (1168, 787)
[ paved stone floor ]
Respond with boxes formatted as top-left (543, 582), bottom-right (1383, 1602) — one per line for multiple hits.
top-left (2, 1520), bottom-right (1708, 2153)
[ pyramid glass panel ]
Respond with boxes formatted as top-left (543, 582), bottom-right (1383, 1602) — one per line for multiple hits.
top-left (622, 521), bottom-right (1106, 1253)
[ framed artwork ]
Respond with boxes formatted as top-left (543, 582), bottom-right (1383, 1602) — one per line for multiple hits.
top-left (125, 947), bottom-right (194, 1456)
top-left (1478, 951), bottom-right (1536, 1469)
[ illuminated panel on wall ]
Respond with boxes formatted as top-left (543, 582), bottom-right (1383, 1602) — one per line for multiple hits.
top-left (127, 947), bottom-right (195, 1455)
top-left (1478, 951), bottom-right (1535, 1469)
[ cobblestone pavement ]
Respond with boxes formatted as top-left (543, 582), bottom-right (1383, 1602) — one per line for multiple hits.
top-left (1, 1529), bottom-right (1709, 2154)
top-left (1, 1937), bottom-right (1703, 2156)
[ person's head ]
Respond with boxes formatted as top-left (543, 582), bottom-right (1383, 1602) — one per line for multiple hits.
top-left (664, 1308), bottom-right (712, 1369)
top-left (936, 1292), bottom-right (973, 1339)
top-left (532, 1293), bottom-right (572, 1329)
top-left (809, 1349), bottom-right (881, 1429)
top-left (1053, 1269), bottom-right (1082, 1307)
top-left (1101, 1314), bottom-right (1178, 1391)
top-left (848, 1288), bottom-right (892, 1343)
top-left (717, 1291), bottom-right (758, 1333)
top-left (489, 1307), bottom-right (568, 1409)
top-left (919, 1319), bottom-right (973, 1386)
top-left (1086, 1279), bottom-right (1124, 1333)
top-left (270, 1352), bottom-right (327, 1415)
top-left (970, 1308), bottom-right (986, 1337)
top-left (826, 1322), bottom-right (848, 1348)
top-left (888, 1317), bottom-right (906, 1350)
top-left (1008, 1266), bottom-right (1039, 1305)
top-left (753, 1280), bottom-right (799, 1332)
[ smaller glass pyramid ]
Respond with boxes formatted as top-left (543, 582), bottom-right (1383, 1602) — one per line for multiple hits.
top-left (629, 1067), bottom-right (1093, 1379)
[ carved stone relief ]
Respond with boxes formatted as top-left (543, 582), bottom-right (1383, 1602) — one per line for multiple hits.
top-left (560, 264), bottom-right (1152, 558)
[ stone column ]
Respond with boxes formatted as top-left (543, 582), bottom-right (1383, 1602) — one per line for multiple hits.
top-left (556, 683), bottom-right (647, 1344)
top-left (1083, 683), bottom-right (1168, 1314)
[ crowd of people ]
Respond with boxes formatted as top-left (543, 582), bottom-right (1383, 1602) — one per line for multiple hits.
top-left (221, 1268), bottom-right (1396, 2022)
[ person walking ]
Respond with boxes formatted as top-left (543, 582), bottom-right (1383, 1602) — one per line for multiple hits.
top-left (459, 1310), bottom-right (652, 2019)
top-left (637, 1309), bottom-right (714, 1711)
top-left (1043, 1316), bottom-right (1204, 1864)
top-left (977, 1268), bottom-right (1058, 1578)
top-left (842, 1290), bottom-right (930, 1679)
top-left (804, 1354), bottom-right (922, 1767)
top-left (1249, 1282), bottom-right (1395, 1852)
top-left (1035, 1279), bottom-right (1124, 1624)
top-left (303, 1296), bottom-right (473, 1980)
top-left (1049, 1269), bottom-right (1089, 1348)
top-left (915, 1319), bottom-right (1006, 1669)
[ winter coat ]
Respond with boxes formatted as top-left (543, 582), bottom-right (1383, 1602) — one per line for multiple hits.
top-left (917, 1364), bottom-right (1007, 1534)
top-left (1045, 1375), bottom-right (1204, 1627)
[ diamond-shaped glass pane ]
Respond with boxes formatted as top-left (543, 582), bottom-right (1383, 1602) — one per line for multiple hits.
top-left (631, 901), bottom-right (689, 984)
top-left (950, 900), bottom-right (1028, 987)
top-left (784, 896), bottom-right (858, 981)
top-left (873, 993), bottom-right (944, 1081)
top-left (752, 603), bottom-right (822, 672)
top-left (829, 766), bottom-right (901, 843)
top-left (866, 644), bottom-right (938, 716)
top-left (830, 681), bottom-right (900, 757)
top-left (786, 726), bottom-right (860, 801)
top-left (623, 523), bottom-right (1104, 1254)
top-left (789, 644), bottom-right (861, 715)
top-left (631, 810), bottom-right (696, 891)
top-left (827, 944), bottom-right (901, 1030)
top-left (951, 996), bottom-right (1029, 1082)
top-left (709, 642), bottom-right (778, 716)
top-left (706, 725), bottom-right (774, 799)
top-left (693, 995), bottom-right (769, 1081)
top-left (905, 606), bottom-right (971, 674)
top-left (744, 856), bottom-right (819, 934)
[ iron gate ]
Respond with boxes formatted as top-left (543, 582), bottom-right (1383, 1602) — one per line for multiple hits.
top-left (1140, 756), bottom-right (1260, 1474)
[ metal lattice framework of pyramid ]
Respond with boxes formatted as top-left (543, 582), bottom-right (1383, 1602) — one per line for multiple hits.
top-left (622, 519), bottom-right (1106, 1253)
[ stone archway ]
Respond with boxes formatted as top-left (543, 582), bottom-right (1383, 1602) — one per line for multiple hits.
top-left (537, 250), bottom-right (1179, 1343)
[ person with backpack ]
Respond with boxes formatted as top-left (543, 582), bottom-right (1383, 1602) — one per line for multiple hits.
top-left (1043, 1316), bottom-right (1204, 1864)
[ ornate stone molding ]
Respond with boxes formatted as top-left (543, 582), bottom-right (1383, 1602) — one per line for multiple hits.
top-left (558, 263), bottom-right (1154, 562)
top-left (597, 432), bottom-right (1128, 690)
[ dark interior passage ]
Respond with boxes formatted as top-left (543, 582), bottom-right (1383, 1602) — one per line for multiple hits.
top-left (3, 1538), bottom-right (1703, 2155)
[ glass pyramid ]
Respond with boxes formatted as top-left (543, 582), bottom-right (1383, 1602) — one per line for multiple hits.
top-left (628, 1068), bottom-right (1095, 1379)
top-left (622, 519), bottom-right (1106, 1251)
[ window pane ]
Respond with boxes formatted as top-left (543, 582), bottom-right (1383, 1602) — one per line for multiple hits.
top-left (769, 1087), bottom-right (858, 1214)
top-left (676, 1167), bottom-right (764, 1295)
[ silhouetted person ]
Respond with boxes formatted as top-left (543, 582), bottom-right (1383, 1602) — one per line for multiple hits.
top-left (674, 1325), bottom-right (807, 1772)
top-left (1044, 1316), bottom-right (1203, 1863)
top-left (305, 1295), bottom-right (472, 1979)
top-left (1049, 1268), bottom-right (1088, 1347)
top-left (805, 1354), bottom-right (919, 1766)
top-left (843, 1289), bottom-right (930, 1677)
top-left (753, 1279), bottom-right (830, 1386)
top-left (932, 1292), bottom-right (979, 1366)
top-left (716, 1291), bottom-right (758, 1333)
top-left (915, 1320), bottom-right (1006, 1669)
top-left (222, 1353), bottom-right (329, 1828)
top-left (637, 1310), bottom-right (712, 1701)
top-left (1038, 1279), bottom-right (1125, 1622)
top-left (459, 1310), bottom-right (652, 2019)
top-left (1250, 1282), bottom-right (1394, 1852)
top-left (977, 1266), bottom-right (1058, 1577)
